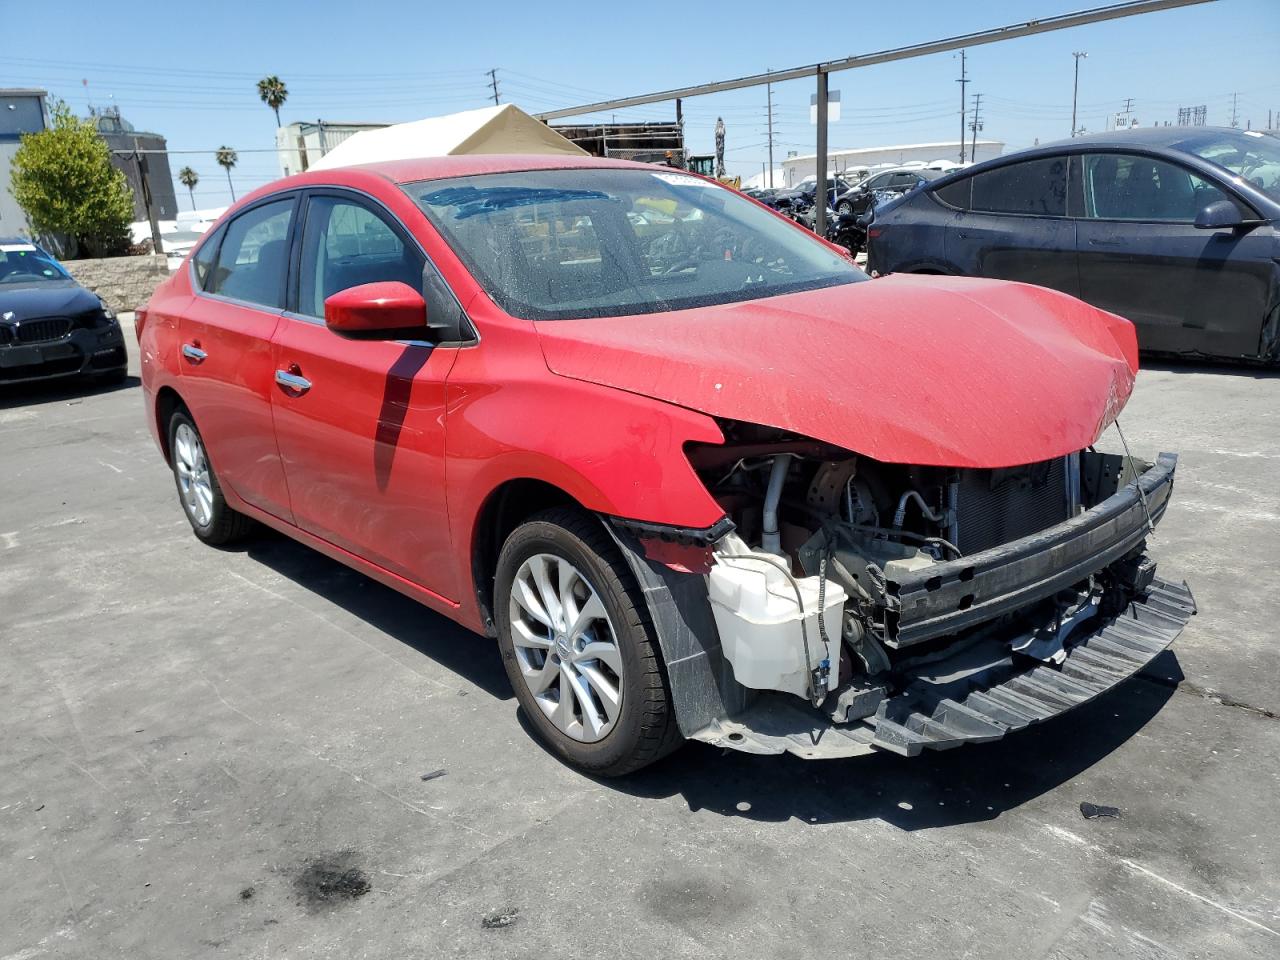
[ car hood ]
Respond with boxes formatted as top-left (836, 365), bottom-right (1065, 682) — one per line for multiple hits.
top-left (535, 274), bottom-right (1139, 468)
top-left (0, 280), bottom-right (99, 323)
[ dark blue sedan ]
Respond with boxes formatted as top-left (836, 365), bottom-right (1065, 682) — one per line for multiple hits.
top-left (865, 128), bottom-right (1280, 362)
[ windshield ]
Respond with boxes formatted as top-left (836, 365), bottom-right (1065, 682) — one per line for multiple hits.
top-left (1174, 131), bottom-right (1280, 204)
top-left (0, 243), bottom-right (69, 284)
top-left (405, 169), bottom-right (863, 320)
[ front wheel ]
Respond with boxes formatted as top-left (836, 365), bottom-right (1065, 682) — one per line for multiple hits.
top-left (836, 201), bottom-right (853, 216)
top-left (495, 508), bottom-right (680, 776)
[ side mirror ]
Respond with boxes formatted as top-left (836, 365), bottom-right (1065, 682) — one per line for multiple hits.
top-left (1194, 199), bottom-right (1245, 230)
top-left (324, 281), bottom-right (428, 340)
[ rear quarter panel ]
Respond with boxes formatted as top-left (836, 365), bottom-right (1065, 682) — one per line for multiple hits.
top-left (867, 192), bottom-right (958, 275)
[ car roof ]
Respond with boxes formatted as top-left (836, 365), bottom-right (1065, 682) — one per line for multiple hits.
top-left (1035, 125), bottom-right (1256, 150)
top-left (324, 153), bottom-right (649, 185)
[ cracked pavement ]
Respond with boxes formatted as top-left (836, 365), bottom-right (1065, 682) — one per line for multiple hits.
top-left (1, 329), bottom-right (1277, 958)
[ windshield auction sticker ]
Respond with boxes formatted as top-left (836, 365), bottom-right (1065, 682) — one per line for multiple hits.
top-left (651, 173), bottom-right (717, 188)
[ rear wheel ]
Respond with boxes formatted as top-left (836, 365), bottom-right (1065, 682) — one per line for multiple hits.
top-left (495, 508), bottom-right (681, 776)
top-left (167, 409), bottom-right (253, 545)
top-left (837, 201), bottom-right (853, 216)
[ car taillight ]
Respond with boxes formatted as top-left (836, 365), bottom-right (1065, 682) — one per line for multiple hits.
top-left (867, 227), bottom-right (883, 239)
top-left (134, 307), bottom-right (148, 343)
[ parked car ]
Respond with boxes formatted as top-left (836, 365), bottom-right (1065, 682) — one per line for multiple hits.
top-left (766, 176), bottom-right (853, 217)
top-left (833, 168), bottom-right (943, 218)
top-left (0, 239), bottom-right (128, 386)
top-left (866, 127), bottom-right (1280, 363)
top-left (139, 155), bottom-right (1193, 775)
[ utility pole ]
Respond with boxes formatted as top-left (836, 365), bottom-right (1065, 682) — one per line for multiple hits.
top-left (969, 93), bottom-right (984, 163)
top-left (765, 69), bottom-right (775, 188)
top-left (1230, 92), bottom-right (1239, 127)
top-left (956, 50), bottom-right (969, 162)
top-left (487, 68), bottom-right (500, 106)
top-left (130, 137), bottom-right (163, 256)
top-left (1119, 97), bottom-right (1135, 127)
top-left (1071, 51), bottom-right (1087, 137)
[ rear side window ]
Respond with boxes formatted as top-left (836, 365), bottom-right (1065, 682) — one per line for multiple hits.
top-left (297, 196), bottom-right (425, 319)
top-left (190, 225), bottom-right (224, 291)
top-left (970, 157), bottom-right (1069, 216)
top-left (207, 199), bottom-right (294, 308)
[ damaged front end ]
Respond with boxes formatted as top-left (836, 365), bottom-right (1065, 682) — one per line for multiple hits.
top-left (609, 423), bottom-right (1195, 760)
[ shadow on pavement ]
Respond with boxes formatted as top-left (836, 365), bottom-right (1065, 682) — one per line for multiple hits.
top-left (244, 532), bottom-right (514, 702)
top-left (602, 653), bottom-right (1181, 830)
top-left (1142, 355), bottom-right (1279, 380)
top-left (227, 520), bottom-right (1180, 830)
top-left (0, 373), bottom-right (139, 409)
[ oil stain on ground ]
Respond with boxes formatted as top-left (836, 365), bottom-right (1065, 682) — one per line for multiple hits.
top-left (292, 851), bottom-right (371, 912)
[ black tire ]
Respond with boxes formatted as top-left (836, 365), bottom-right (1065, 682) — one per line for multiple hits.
top-left (494, 507), bottom-right (681, 776)
top-left (167, 408), bottom-right (254, 546)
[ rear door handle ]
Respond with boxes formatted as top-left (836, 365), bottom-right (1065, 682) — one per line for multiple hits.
top-left (181, 343), bottom-right (207, 363)
top-left (275, 369), bottom-right (312, 394)
top-left (1088, 238), bottom-right (1123, 247)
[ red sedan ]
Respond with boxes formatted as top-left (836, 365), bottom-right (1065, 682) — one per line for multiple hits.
top-left (138, 155), bottom-right (1194, 775)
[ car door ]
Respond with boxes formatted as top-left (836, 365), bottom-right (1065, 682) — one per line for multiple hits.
top-left (939, 155), bottom-right (1079, 296)
top-left (179, 196), bottom-right (297, 522)
top-left (269, 190), bottom-right (463, 600)
top-left (1074, 151), bottom-right (1273, 356)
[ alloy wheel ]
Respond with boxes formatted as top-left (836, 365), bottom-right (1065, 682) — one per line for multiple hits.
top-left (508, 553), bottom-right (624, 743)
top-left (173, 422), bottom-right (213, 527)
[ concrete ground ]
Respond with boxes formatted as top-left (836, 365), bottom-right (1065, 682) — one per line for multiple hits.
top-left (2, 325), bottom-right (1277, 959)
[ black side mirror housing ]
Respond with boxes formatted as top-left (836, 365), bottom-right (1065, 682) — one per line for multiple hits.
top-left (1194, 199), bottom-right (1245, 230)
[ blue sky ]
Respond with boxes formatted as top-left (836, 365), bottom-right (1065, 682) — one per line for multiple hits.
top-left (4, 0), bottom-right (1277, 207)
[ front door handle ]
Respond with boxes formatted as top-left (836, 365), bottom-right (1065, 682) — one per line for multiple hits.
top-left (181, 343), bottom-right (207, 363)
top-left (275, 368), bottom-right (312, 394)
top-left (1088, 238), bottom-right (1123, 247)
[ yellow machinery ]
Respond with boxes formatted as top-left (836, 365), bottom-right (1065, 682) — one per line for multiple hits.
top-left (687, 155), bottom-right (742, 190)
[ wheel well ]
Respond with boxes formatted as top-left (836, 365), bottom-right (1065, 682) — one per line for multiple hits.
top-left (154, 386), bottom-right (186, 465)
top-left (471, 479), bottom-right (579, 635)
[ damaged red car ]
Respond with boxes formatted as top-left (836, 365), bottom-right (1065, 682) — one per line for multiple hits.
top-left (137, 155), bottom-right (1195, 775)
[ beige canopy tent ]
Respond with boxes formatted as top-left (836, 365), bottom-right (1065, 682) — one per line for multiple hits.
top-left (309, 104), bottom-right (587, 170)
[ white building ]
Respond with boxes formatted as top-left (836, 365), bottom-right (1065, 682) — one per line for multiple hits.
top-left (782, 140), bottom-right (1004, 188)
top-left (276, 121), bottom-right (391, 177)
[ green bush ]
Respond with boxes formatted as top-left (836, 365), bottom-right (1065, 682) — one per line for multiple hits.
top-left (9, 100), bottom-right (135, 258)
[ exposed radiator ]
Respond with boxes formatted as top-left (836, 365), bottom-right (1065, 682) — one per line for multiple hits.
top-left (955, 457), bottom-right (1070, 555)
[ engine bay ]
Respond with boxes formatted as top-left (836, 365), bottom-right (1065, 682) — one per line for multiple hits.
top-left (687, 420), bottom-right (1158, 720)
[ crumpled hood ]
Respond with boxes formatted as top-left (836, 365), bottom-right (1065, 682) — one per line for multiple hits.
top-left (536, 274), bottom-right (1138, 468)
top-left (0, 280), bottom-right (100, 323)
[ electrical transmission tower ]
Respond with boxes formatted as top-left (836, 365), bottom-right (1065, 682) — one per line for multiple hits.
top-left (1230, 92), bottom-right (1239, 127)
top-left (487, 69), bottom-right (501, 106)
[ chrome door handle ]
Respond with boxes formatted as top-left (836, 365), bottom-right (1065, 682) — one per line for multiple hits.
top-left (181, 343), bottom-right (207, 363)
top-left (275, 369), bottom-right (312, 394)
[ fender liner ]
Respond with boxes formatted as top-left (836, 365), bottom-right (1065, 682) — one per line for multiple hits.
top-left (603, 520), bottom-right (748, 738)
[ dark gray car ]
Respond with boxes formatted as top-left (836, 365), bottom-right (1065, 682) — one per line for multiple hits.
top-left (865, 128), bottom-right (1280, 362)
top-left (0, 239), bottom-right (128, 385)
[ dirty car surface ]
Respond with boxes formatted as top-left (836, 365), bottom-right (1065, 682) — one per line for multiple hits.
top-left (138, 154), bottom-right (1192, 776)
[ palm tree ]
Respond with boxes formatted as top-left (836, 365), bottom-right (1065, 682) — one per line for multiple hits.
top-left (256, 75), bottom-right (288, 128)
top-left (178, 166), bottom-right (199, 210)
top-left (215, 147), bottom-right (237, 202)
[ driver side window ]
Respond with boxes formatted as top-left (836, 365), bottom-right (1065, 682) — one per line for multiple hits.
top-left (1082, 153), bottom-right (1231, 222)
top-left (297, 196), bottom-right (424, 319)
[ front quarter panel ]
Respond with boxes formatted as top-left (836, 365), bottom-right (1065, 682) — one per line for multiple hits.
top-left (444, 303), bottom-right (726, 625)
